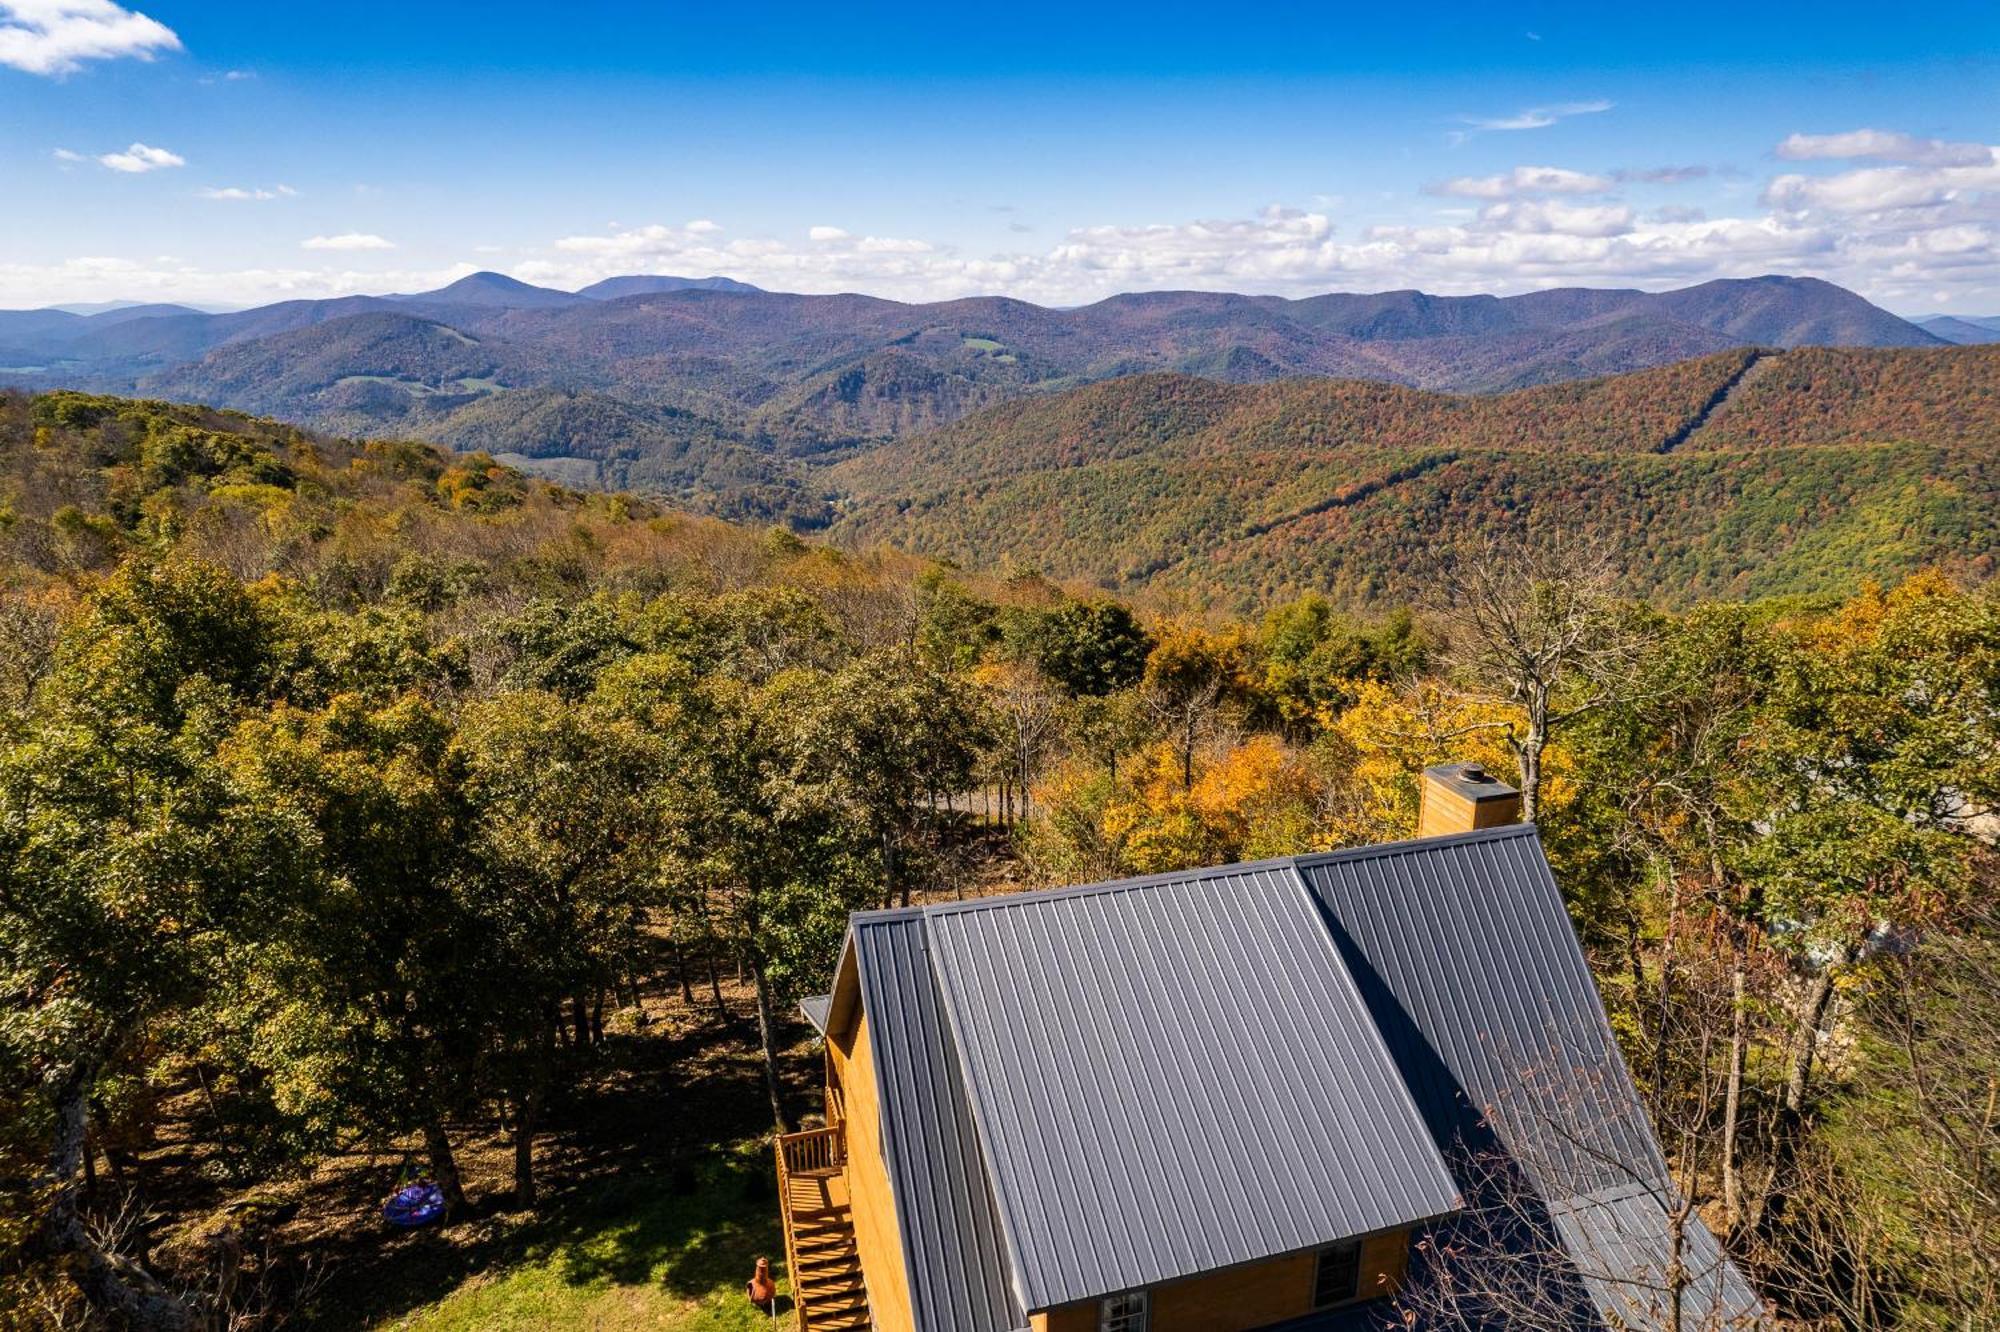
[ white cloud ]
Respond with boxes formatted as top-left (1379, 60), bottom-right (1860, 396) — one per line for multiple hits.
top-left (11, 128), bottom-right (1998, 315)
top-left (51, 147), bottom-right (84, 161)
top-left (858, 235), bottom-right (933, 253)
top-left (96, 141), bottom-right (182, 173)
top-left (302, 232), bottom-right (395, 251)
top-left (199, 184), bottom-right (296, 201)
top-left (1475, 199), bottom-right (1636, 237)
top-left (1776, 129), bottom-right (1993, 168)
top-left (1616, 165), bottom-right (1711, 185)
top-left (0, 1), bottom-right (181, 75)
top-left (1431, 165), bottom-right (1615, 198)
top-left (0, 255), bottom-right (481, 308)
top-left (553, 220), bottom-right (727, 258)
top-left (1457, 99), bottom-right (1612, 133)
top-left (1764, 157), bottom-right (2000, 214)
top-left (808, 225), bottom-right (849, 241)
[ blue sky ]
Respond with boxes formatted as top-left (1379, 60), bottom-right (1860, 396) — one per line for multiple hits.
top-left (2, 1), bottom-right (1996, 311)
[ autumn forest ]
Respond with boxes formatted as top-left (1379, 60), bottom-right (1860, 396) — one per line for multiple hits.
top-left (0, 388), bottom-right (1994, 1331)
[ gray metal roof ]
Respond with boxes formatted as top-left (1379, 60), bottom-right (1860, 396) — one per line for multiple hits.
top-left (1297, 826), bottom-right (1668, 1196)
top-left (799, 993), bottom-right (832, 1036)
top-left (838, 824), bottom-right (1764, 1332)
top-left (920, 862), bottom-right (1462, 1313)
top-left (849, 913), bottom-right (1023, 1332)
top-left (1297, 825), bottom-right (1763, 1329)
top-left (1548, 1183), bottom-right (1767, 1329)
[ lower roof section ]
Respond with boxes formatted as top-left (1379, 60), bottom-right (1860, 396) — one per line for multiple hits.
top-left (851, 913), bottom-right (1023, 1332)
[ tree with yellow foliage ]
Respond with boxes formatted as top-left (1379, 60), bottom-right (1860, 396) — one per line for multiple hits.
top-left (1317, 678), bottom-right (1529, 845)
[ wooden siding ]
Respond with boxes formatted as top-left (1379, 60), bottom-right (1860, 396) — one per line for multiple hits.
top-left (1028, 1229), bottom-right (1410, 1332)
top-left (1418, 780), bottom-right (1520, 838)
top-left (831, 1014), bottom-right (914, 1332)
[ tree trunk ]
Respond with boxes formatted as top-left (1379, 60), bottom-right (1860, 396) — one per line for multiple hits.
top-left (511, 1092), bottom-right (537, 1209)
top-left (46, 1064), bottom-right (199, 1331)
top-left (749, 955), bottom-right (789, 1133)
top-left (421, 1114), bottom-right (469, 1216)
top-left (1722, 926), bottom-right (1749, 1230)
top-left (1785, 958), bottom-right (1846, 1114)
top-left (1515, 717), bottom-right (1545, 824)
top-left (705, 952), bottom-right (729, 1025)
top-left (1667, 1198), bottom-right (1689, 1332)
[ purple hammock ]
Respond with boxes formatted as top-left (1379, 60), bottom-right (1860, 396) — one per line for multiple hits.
top-left (382, 1181), bottom-right (447, 1229)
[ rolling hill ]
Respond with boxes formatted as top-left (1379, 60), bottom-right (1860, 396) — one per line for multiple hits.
top-left (1918, 315), bottom-right (2000, 345)
top-left (0, 275), bottom-right (1945, 505)
top-left (828, 344), bottom-right (2000, 609)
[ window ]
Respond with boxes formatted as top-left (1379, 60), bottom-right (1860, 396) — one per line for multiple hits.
top-left (1098, 1289), bottom-right (1149, 1332)
top-left (1313, 1239), bottom-right (1362, 1308)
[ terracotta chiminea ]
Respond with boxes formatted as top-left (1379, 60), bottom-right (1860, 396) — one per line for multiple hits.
top-left (746, 1256), bottom-right (777, 1311)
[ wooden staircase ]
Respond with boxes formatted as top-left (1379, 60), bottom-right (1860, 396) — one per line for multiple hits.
top-left (775, 1124), bottom-right (870, 1331)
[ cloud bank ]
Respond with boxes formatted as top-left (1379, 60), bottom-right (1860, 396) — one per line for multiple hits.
top-left (4, 127), bottom-right (1995, 312)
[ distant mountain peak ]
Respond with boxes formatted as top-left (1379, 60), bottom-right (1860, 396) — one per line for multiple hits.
top-left (575, 274), bottom-right (763, 299)
top-left (395, 272), bottom-right (583, 308)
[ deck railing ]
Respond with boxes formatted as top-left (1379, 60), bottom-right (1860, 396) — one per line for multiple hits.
top-left (773, 1122), bottom-right (848, 1332)
top-left (777, 1122), bottom-right (846, 1179)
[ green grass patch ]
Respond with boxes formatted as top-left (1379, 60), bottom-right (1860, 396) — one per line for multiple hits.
top-left (342, 1144), bottom-right (791, 1331)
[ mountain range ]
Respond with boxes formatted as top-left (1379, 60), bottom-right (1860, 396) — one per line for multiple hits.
top-left (829, 342), bottom-right (2000, 608)
top-left (0, 273), bottom-right (1949, 525)
top-left (1917, 314), bottom-right (2000, 345)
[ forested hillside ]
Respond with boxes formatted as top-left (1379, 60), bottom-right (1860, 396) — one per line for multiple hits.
top-left (3, 390), bottom-right (1996, 1331)
top-left (0, 276), bottom-right (1943, 524)
top-left (832, 344), bottom-right (2000, 608)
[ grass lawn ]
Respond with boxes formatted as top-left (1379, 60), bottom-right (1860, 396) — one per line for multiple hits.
top-left (369, 1143), bottom-right (793, 1331)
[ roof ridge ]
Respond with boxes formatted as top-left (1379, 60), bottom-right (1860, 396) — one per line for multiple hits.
top-left (1290, 821), bottom-right (1539, 870)
top-left (915, 852), bottom-right (1308, 919)
top-left (855, 825), bottom-right (1543, 927)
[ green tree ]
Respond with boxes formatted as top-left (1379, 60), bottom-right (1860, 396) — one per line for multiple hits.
top-left (0, 562), bottom-right (300, 1328)
top-left (455, 689), bottom-right (670, 1205)
top-left (1255, 596), bottom-right (1429, 735)
top-left (222, 693), bottom-right (488, 1216)
top-left (1006, 598), bottom-right (1151, 698)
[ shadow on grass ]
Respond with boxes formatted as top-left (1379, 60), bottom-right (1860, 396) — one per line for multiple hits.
top-left (550, 1148), bottom-right (782, 1295)
top-left (301, 988), bottom-right (824, 1329)
top-left (305, 1148), bottom-right (785, 1328)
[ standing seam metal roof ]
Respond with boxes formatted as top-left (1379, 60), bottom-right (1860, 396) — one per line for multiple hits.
top-left (830, 825), bottom-right (1765, 1332)
top-left (1297, 827), bottom-right (1667, 1195)
top-left (1296, 826), bottom-right (1765, 1328)
top-left (922, 862), bottom-right (1462, 1313)
top-left (849, 913), bottom-right (1023, 1332)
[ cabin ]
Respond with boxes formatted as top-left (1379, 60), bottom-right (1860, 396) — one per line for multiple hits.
top-left (775, 764), bottom-right (1765, 1332)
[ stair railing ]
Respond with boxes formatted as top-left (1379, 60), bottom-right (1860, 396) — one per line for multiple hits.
top-left (774, 1121), bottom-right (847, 1331)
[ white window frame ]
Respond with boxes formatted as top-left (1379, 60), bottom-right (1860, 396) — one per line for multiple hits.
top-left (1098, 1288), bottom-right (1149, 1332)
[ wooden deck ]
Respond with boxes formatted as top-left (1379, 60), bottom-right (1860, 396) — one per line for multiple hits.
top-left (775, 1125), bottom-right (868, 1332)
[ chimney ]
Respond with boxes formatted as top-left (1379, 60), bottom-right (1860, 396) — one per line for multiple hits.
top-left (1418, 762), bottom-right (1522, 837)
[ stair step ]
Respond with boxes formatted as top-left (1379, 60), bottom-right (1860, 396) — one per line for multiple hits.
top-left (801, 1269), bottom-right (863, 1287)
top-left (801, 1268), bottom-right (860, 1281)
top-left (798, 1243), bottom-right (858, 1261)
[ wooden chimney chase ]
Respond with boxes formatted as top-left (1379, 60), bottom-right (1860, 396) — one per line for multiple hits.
top-left (1417, 762), bottom-right (1522, 837)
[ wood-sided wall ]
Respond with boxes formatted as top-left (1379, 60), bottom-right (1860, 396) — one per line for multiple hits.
top-left (1028, 1228), bottom-right (1410, 1332)
top-left (828, 1014), bottom-right (915, 1332)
